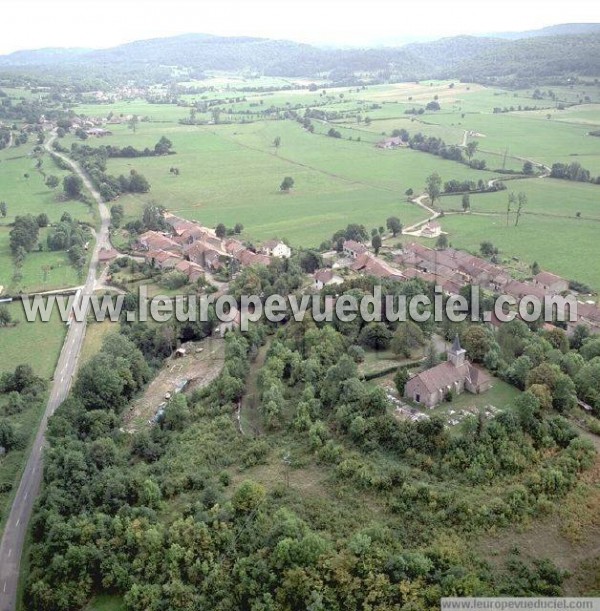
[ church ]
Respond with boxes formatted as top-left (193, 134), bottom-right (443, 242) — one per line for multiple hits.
top-left (404, 335), bottom-right (492, 408)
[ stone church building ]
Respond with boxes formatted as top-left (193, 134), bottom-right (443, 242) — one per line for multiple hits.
top-left (404, 335), bottom-right (492, 408)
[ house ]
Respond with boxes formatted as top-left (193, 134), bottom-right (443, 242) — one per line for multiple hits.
top-left (163, 213), bottom-right (196, 236)
top-left (313, 269), bottom-right (344, 290)
top-left (261, 240), bottom-right (291, 259)
top-left (420, 221), bottom-right (442, 238)
top-left (351, 253), bottom-right (404, 280)
top-left (137, 231), bottom-right (182, 254)
top-left (376, 136), bottom-right (407, 149)
top-left (404, 335), bottom-right (492, 408)
top-left (568, 302), bottom-right (600, 335)
top-left (145, 249), bottom-right (182, 269)
top-left (86, 128), bottom-right (112, 137)
top-left (186, 241), bottom-right (223, 271)
top-left (343, 240), bottom-right (368, 259)
top-left (98, 247), bottom-right (118, 263)
top-left (504, 280), bottom-right (547, 301)
top-left (235, 249), bottom-right (271, 267)
top-left (533, 271), bottom-right (569, 295)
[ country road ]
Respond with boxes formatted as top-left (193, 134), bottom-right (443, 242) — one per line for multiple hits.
top-left (0, 132), bottom-right (110, 611)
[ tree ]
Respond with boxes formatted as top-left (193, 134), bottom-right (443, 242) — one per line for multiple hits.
top-left (127, 114), bottom-right (139, 133)
top-left (507, 192), bottom-right (516, 226)
top-left (423, 342), bottom-right (439, 368)
top-left (515, 192), bottom-right (527, 226)
top-left (435, 234), bottom-right (448, 249)
top-left (110, 204), bottom-right (124, 229)
top-left (480, 241), bottom-right (496, 257)
top-left (462, 326), bottom-right (491, 363)
top-left (0, 420), bottom-right (16, 452)
top-left (394, 367), bottom-right (410, 395)
top-left (211, 108), bottom-right (221, 124)
top-left (425, 172), bottom-right (442, 206)
top-left (462, 193), bottom-right (470, 212)
top-left (45, 175), bottom-right (59, 189)
top-left (154, 135), bottom-right (173, 155)
top-left (523, 160), bottom-right (534, 175)
top-left (273, 136), bottom-right (281, 150)
top-left (358, 322), bottom-right (392, 350)
top-left (63, 174), bottom-right (84, 199)
top-left (280, 176), bottom-right (294, 192)
top-left (36, 213), bottom-right (49, 228)
top-left (232, 480), bottom-right (266, 514)
top-left (465, 141), bottom-right (478, 160)
top-left (531, 261), bottom-right (540, 276)
top-left (142, 203), bottom-right (165, 231)
top-left (128, 170), bottom-right (150, 193)
top-left (9, 215), bottom-right (39, 255)
top-left (0, 201), bottom-right (6, 217)
top-left (0, 305), bottom-right (12, 327)
top-left (162, 394), bottom-right (189, 431)
top-left (391, 321), bottom-right (425, 357)
top-left (215, 223), bottom-right (227, 238)
top-left (371, 233), bottom-right (382, 255)
top-left (386, 216), bottom-right (402, 237)
top-left (405, 188), bottom-right (414, 199)
top-left (234, 223), bottom-right (244, 234)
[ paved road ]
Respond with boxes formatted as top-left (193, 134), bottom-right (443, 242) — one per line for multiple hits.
top-left (0, 132), bottom-right (110, 611)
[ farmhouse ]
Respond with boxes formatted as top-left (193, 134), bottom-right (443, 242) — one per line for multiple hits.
top-left (343, 240), bottom-right (368, 259)
top-left (405, 335), bottom-right (492, 408)
top-left (420, 221), bottom-right (442, 238)
top-left (98, 247), bottom-right (118, 263)
top-left (313, 269), bottom-right (344, 290)
top-left (351, 253), bottom-right (404, 280)
top-left (145, 249), bottom-right (182, 269)
top-left (376, 136), bottom-right (407, 149)
top-left (137, 231), bottom-right (182, 254)
top-left (533, 271), bottom-right (569, 294)
top-left (260, 240), bottom-right (291, 259)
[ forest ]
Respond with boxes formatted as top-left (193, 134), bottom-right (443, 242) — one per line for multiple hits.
top-left (22, 261), bottom-right (600, 610)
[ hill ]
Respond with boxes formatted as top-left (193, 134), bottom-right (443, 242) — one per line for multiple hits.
top-left (1, 28), bottom-right (599, 83)
top-left (489, 22), bottom-right (600, 40)
top-left (455, 33), bottom-right (600, 81)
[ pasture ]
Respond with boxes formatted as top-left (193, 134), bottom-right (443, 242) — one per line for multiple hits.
top-left (66, 78), bottom-right (600, 285)
top-left (0, 143), bottom-right (96, 294)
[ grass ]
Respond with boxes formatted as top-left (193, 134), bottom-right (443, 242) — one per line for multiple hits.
top-left (85, 595), bottom-right (126, 611)
top-left (45, 80), bottom-right (600, 292)
top-left (0, 301), bottom-right (66, 379)
top-left (437, 210), bottom-right (600, 291)
top-left (0, 142), bottom-right (96, 295)
top-left (80, 319), bottom-right (118, 365)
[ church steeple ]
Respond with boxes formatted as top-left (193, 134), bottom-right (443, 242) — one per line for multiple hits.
top-left (448, 334), bottom-right (466, 367)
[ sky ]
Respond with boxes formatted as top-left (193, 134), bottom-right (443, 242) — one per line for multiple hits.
top-left (1, 0), bottom-right (599, 54)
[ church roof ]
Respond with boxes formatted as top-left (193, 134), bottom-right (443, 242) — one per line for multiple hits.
top-left (451, 333), bottom-right (462, 353)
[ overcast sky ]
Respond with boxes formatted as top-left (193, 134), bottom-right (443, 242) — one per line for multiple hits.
top-left (1, 0), bottom-right (598, 54)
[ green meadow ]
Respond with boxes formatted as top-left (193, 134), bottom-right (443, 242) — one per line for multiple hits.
top-left (63, 78), bottom-right (600, 284)
top-left (0, 301), bottom-right (66, 379)
top-left (0, 144), bottom-right (96, 294)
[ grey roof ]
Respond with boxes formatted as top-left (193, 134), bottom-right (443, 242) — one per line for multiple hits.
top-left (451, 334), bottom-right (462, 353)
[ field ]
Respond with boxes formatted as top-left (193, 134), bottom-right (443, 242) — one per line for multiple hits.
top-left (0, 141), bottom-right (96, 295)
top-left (60, 78), bottom-right (600, 292)
top-left (0, 301), bottom-right (66, 379)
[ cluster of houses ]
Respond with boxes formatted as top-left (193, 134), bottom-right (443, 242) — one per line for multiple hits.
top-left (333, 240), bottom-right (600, 335)
top-left (134, 212), bottom-right (291, 282)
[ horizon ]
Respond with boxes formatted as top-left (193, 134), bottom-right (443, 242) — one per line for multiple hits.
top-left (1, 0), bottom-right (599, 55)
